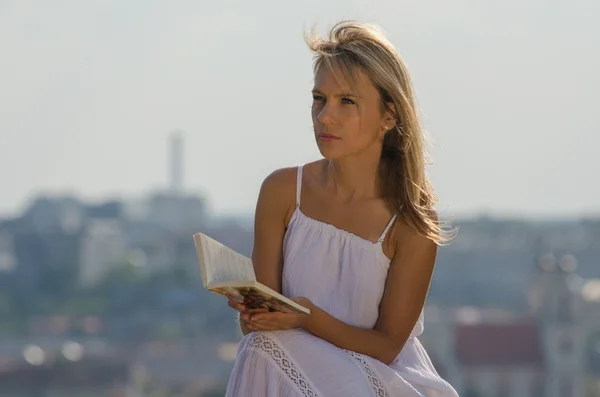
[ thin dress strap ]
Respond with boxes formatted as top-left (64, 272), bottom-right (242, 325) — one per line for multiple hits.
top-left (296, 165), bottom-right (303, 208)
top-left (377, 214), bottom-right (397, 243)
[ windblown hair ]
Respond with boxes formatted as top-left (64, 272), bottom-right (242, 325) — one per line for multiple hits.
top-left (305, 21), bottom-right (456, 245)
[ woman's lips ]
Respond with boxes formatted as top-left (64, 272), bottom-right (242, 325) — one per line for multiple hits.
top-left (318, 133), bottom-right (341, 142)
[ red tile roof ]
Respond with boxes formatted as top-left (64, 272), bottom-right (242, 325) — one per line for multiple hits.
top-left (455, 321), bottom-right (544, 367)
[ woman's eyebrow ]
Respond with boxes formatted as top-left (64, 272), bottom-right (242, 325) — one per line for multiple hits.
top-left (311, 89), bottom-right (359, 98)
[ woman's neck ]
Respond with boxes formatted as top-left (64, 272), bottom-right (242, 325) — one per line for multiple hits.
top-left (324, 156), bottom-right (381, 201)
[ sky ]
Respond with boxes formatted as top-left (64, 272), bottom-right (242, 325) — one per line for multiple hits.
top-left (1, 0), bottom-right (598, 220)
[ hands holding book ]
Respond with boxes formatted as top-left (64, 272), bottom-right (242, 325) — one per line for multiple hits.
top-left (194, 233), bottom-right (312, 317)
top-left (193, 233), bottom-right (313, 334)
top-left (228, 295), bottom-right (315, 332)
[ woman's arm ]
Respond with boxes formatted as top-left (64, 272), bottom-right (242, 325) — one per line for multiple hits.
top-left (248, 220), bottom-right (437, 364)
top-left (235, 168), bottom-right (297, 335)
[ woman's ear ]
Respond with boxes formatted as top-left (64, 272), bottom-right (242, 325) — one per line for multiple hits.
top-left (384, 102), bottom-right (398, 127)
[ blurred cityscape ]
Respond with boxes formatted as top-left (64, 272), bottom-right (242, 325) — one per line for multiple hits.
top-left (0, 132), bottom-right (599, 397)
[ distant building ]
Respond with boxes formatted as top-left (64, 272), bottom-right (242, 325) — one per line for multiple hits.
top-left (121, 130), bottom-right (208, 233)
top-left (20, 196), bottom-right (84, 233)
top-left (79, 219), bottom-right (126, 287)
top-left (454, 321), bottom-right (545, 396)
top-left (144, 192), bottom-right (207, 233)
top-left (531, 253), bottom-right (589, 397)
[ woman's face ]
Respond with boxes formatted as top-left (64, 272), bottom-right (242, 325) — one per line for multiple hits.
top-left (311, 66), bottom-right (392, 160)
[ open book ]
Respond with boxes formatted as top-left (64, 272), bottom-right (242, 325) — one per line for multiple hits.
top-left (193, 233), bottom-right (310, 315)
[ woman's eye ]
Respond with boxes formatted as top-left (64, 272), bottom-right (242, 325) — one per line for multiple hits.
top-left (341, 98), bottom-right (355, 105)
top-left (312, 95), bottom-right (324, 101)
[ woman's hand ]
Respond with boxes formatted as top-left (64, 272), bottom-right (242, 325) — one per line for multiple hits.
top-left (227, 295), bottom-right (315, 332)
top-left (226, 294), bottom-right (269, 333)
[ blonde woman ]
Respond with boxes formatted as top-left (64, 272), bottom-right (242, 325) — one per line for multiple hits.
top-left (226, 21), bottom-right (459, 397)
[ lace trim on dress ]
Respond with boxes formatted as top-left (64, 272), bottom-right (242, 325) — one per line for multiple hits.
top-left (345, 350), bottom-right (390, 397)
top-left (248, 333), bottom-right (319, 397)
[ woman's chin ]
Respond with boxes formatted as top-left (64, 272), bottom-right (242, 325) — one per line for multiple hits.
top-left (316, 145), bottom-right (343, 160)
top-left (317, 149), bottom-right (340, 160)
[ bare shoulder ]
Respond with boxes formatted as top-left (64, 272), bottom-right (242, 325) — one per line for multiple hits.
top-left (257, 166), bottom-right (300, 226)
top-left (389, 211), bottom-right (439, 263)
top-left (260, 166), bottom-right (297, 195)
top-left (260, 160), bottom-right (325, 196)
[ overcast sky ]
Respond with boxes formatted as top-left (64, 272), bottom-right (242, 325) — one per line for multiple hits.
top-left (1, 0), bottom-right (598, 219)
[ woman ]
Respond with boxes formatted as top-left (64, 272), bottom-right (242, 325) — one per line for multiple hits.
top-left (225, 20), bottom-right (459, 396)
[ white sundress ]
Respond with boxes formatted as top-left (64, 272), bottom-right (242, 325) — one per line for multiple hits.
top-left (226, 165), bottom-right (458, 397)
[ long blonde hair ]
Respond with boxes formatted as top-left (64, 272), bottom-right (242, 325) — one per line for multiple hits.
top-left (305, 21), bottom-right (456, 245)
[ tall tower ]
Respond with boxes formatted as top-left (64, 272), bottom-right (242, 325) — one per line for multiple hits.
top-left (169, 129), bottom-right (184, 195)
top-left (535, 253), bottom-right (586, 397)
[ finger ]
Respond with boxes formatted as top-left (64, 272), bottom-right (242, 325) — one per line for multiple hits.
top-left (226, 293), bottom-right (242, 301)
top-left (246, 322), bottom-right (263, 332)
top-left (235, 305), bottom-right (248, 316)
top-left (247, 307), bottom-right (269, 314)
top-left (241, 312), bottom-right (254, 322)
top-left (228, 300), bottom-right (241, 311)
top-left (228, 299), bottom-right (246, 311)
top-left (249, 314), bottom-right (274, 326)
top-left (250, 314), bottom-right (293, 331)
top-left (251, 312), bottom-right (283, 322)
top-left (247, 321), bottom-right (268, 332)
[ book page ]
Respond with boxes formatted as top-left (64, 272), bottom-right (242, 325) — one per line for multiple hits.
top-left (193, 233), bottom-right (256, 287)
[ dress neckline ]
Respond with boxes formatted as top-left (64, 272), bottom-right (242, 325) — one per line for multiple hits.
top-left (292, 207), bottom-right (393, 262)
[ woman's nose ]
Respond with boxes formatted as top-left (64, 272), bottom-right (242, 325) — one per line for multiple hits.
top-left (317, 102), bottom-right (336, 125)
